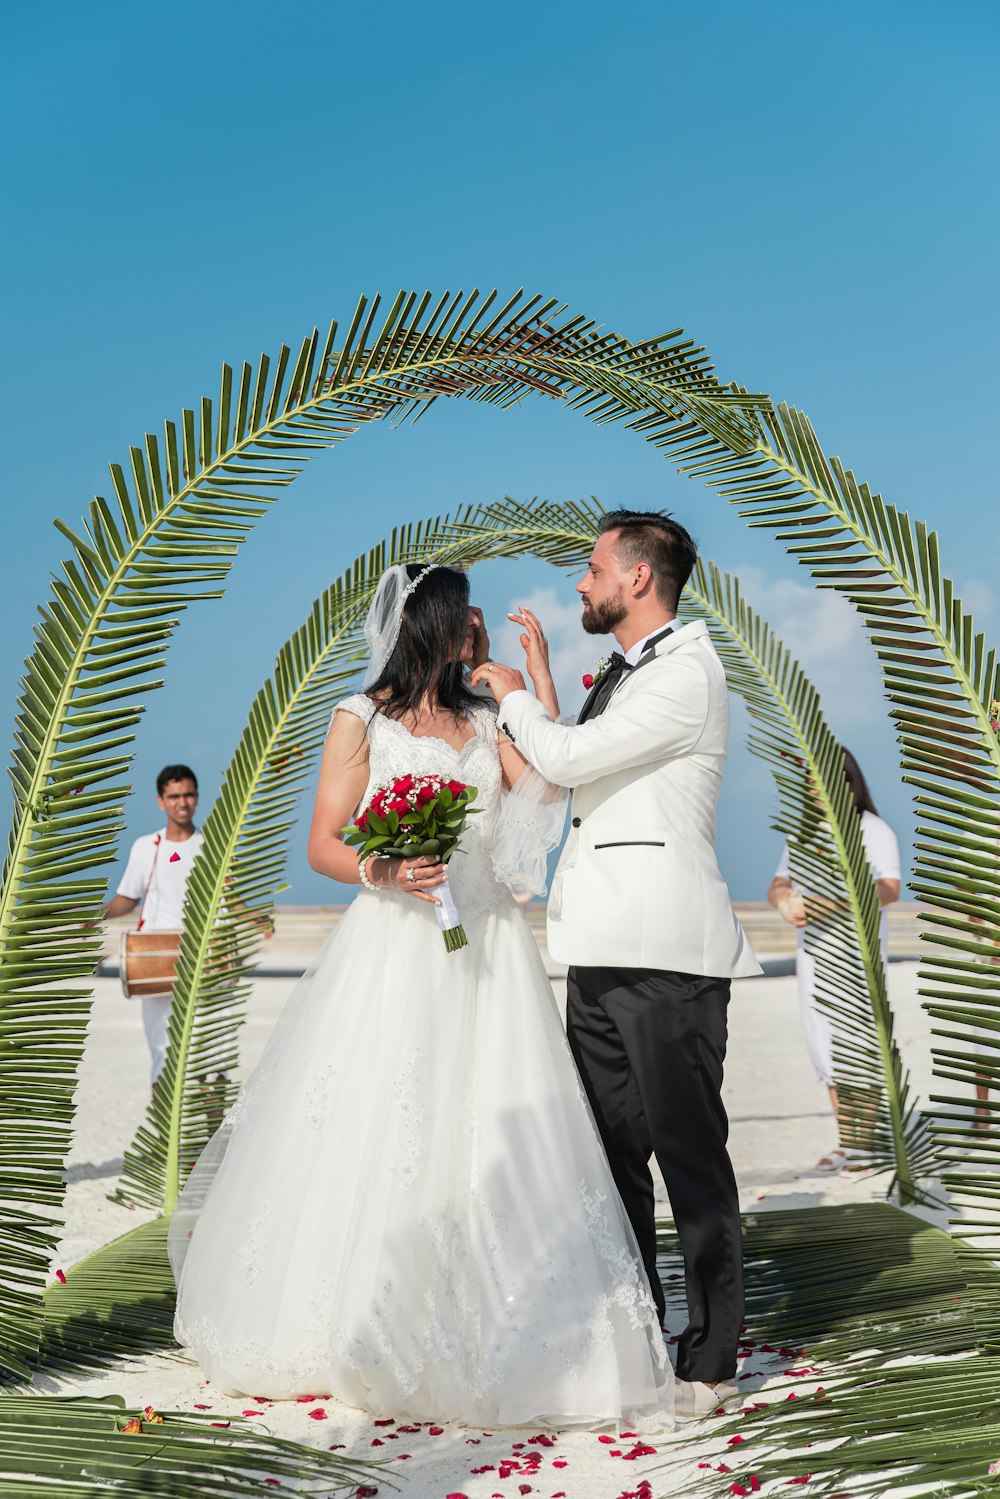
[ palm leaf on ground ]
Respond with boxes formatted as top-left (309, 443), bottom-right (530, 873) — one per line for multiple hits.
top-left (0, 292), bottom-right (765, 1370)
top-left (671, 1205), bottom-right (1000, 1498)
top-left (683, 559), bottom-right (934, 1200)
top-left (0, 1391), bottom-right (381, 1496)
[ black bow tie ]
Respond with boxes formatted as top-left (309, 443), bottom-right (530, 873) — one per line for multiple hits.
top-left (608, 651), bottom-right (631, 673)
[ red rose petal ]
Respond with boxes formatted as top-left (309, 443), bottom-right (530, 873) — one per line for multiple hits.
top-left (373, 1418), bottom-right (394, 1426)
top-left (54, 1269), bottom-right (66, 1285)
top-left (428, 1425), bottom-right (444, 1436)
top-left (242, 1408), bottom-right (264, 1416)
top-left (193, 1403), bottom-right (212, 1410)
top-left (598, 1434), bottom-right (615, 1444)
top-left (728, 1435), bottom-right (746, 1446)
top-left (308, 1408), bottom-right (327, 1421)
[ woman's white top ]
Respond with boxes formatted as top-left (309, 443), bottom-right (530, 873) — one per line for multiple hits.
top-left (775, 810), bottom-right (901, 952)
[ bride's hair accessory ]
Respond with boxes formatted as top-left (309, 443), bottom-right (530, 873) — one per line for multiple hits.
top-left (399, 564), bottom-right (441, 605)
top-left (363, 563), bottom-right (442, 687)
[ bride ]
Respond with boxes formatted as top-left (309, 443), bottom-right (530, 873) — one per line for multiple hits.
top-left (169, 561), bottom-right (673, 1428)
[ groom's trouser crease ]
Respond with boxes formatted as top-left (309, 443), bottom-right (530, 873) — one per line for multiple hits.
top-left (565, 964), bottom-right (745, 1383)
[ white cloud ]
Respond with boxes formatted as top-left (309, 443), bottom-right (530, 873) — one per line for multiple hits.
top-left (714, 565), bottom-right (888, 732)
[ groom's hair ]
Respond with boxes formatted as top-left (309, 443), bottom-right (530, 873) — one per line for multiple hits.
top-left (598, 509), bottom-right (698, 610)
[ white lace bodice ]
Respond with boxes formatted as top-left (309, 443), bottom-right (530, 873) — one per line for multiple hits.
top-left (334, 694), bottom-right (509, 921)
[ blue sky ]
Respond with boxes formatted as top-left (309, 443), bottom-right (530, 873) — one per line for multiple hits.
top-left (1, 0), bottom-right (997, 901)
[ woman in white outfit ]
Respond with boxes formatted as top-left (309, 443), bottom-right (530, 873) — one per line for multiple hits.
top-left (169, 562), bottom-right (673, 1430)
top-left (767, 749), bottom-right (901, 1172)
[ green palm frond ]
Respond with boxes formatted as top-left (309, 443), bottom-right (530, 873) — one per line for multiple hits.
top-left (0, 1392), bottom-right (381, 1496)
top-left (0, 294), bottom-right (766, 1370)
top-left (630, 396), bottom-right (1000, 1236)
top-left (683, 562), bottom-right (935, 1199)
top-left (36, 1220), bottom-right (176, 1376)
top-left (684, 1205), bottom-right (1000, 1499)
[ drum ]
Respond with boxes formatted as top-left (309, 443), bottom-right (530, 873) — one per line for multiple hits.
top-left (120, 929), bottom-right (182, 999)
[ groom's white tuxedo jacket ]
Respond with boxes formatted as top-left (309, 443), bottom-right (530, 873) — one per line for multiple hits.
top-left (500, 619), bottom-right (761, 978)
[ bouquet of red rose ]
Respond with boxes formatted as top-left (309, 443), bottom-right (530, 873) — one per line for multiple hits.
top-left (343, 773), bottom-right (480, 952)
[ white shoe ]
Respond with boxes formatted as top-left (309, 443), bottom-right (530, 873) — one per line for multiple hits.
top-left (674, 1377), bottom-right (741, 1419)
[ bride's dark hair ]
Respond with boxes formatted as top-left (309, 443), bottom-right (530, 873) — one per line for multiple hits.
top-left (367, 564), bottom-right (478, 720)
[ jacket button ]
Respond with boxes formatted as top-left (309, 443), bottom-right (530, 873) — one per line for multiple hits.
top-left (572, 817), bottom-right (581, 827)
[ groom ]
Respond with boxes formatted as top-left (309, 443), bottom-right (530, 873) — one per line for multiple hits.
top-left (472, 508), bottom-right (760, 1416)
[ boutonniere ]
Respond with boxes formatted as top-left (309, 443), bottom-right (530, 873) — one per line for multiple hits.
top-left (990, 698), bottom-right (1000, 734)
top-left (582, 657), bottom-right (612, 691)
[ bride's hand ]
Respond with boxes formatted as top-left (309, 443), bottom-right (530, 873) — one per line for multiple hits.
top-left (469, 606), bottom-right (491, 669)
top-left (371, 854), bottom-right (447, 904)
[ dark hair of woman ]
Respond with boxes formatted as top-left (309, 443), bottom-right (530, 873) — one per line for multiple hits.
top-left (366, 564), bottom-right (477, 721)
top-left (841, 747), bottom-right (878, 816)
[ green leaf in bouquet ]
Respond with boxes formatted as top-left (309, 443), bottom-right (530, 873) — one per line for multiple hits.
top-left (367, 811), bottom-right (388, 835)
top-left (418, 838), bottom-right (440, 855)
top-left (439, 787), bottom-right (454, 809)
top-left (386, 810), bottom-right (400, 833)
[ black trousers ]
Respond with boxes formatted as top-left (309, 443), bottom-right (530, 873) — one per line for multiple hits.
top-left (566, 964), bottom-right (744, 1382)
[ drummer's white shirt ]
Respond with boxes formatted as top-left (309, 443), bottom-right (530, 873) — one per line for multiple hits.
top-left (117, 828), bottom-right (203, 930)
top-left (117, 828), bottom-right (204, 1083)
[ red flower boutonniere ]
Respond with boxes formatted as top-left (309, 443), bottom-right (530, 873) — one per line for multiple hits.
top-left (583, 657), bottom-right (612, 690)
top-left (989, 698), bottom-right (1000, 735)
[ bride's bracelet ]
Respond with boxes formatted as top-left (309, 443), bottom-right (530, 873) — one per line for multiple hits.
top-left (358, 854), bottom-right (385, 892)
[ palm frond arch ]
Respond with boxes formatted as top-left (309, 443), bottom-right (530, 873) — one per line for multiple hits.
top-left (3, 288), bottom-right (997, 1385)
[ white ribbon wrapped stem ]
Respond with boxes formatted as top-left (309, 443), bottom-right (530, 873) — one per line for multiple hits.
top-left (434, 875), bottom-right (463, 934)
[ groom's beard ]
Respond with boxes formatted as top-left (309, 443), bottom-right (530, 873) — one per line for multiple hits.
top-left (582, 587), bottom-right (627, 636)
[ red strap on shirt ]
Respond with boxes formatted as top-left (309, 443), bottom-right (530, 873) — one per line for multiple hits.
top-left (136, 834), bottom-right (162, 933)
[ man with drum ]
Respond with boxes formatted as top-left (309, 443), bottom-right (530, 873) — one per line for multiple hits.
top-left (103, 764), bottom-right (203, 1087)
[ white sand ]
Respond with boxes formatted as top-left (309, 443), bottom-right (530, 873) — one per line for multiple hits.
top-left (43, 937), bottom-right (965, 1497)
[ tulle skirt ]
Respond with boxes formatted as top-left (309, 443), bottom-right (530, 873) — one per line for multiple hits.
top-left (169, 890), bottom-right (673, 1428)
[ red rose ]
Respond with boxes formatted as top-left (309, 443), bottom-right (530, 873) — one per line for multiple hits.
top-left (582, 673), bottom-right (594, 689)
top-left (416, 784), bottom-right (435, 805)
top-left (388, 798), bottom-right (408, 815)
top-left (447, 780), bottom-right (464, 797)
top-left (395, 774), bottom-right (414, 792)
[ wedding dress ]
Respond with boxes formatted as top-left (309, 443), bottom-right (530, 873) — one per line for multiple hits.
top-left (169, 695), bottom-right (673, 1428)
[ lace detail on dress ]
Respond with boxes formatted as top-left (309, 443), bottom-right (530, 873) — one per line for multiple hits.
top-left (237, 1202), bottom-right (272, 1288)
top-left (580, 1182), bottom-right (665, 1357)
top-left (392, 1052), bottom-right (426, 1189)
top-left (303, 1064), bottom-right (337, 1129)
top-left (334, 698), bottom-right (509, 924)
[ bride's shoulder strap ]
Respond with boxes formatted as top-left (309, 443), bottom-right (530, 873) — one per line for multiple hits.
top-left (472, 699), bottom-right (500, 743)
top-left (330, 693), bottom-right (376, 730)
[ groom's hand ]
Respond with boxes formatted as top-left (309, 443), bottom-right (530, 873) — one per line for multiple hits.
top-left (469, 660), bottom-right (526, 702)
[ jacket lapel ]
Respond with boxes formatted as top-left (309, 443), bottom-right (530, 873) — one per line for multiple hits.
top-left (578, 672), bottom-right (609, 725)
